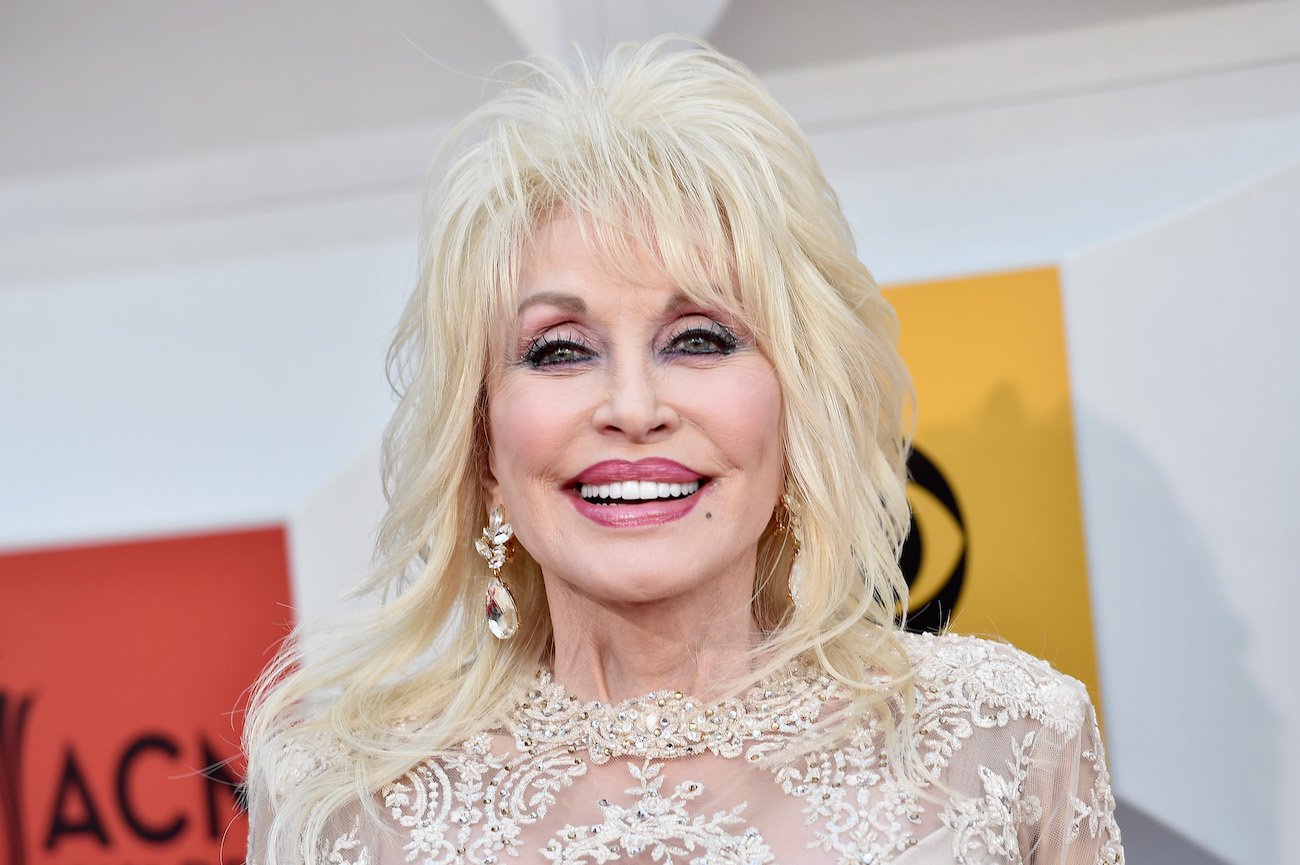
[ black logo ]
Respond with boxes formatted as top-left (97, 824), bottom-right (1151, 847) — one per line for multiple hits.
top-left (0, 691), bottom-right (246, 865)
top-left (901, 446), bottom-right (967, 634)
top-left (1, 692), bottom-right (34, 865)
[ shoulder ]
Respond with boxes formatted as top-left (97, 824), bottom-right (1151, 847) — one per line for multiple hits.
top-left (899, 630), bottom-right (1093, 739)
top-left (249, 725), bottom-right (356, 804)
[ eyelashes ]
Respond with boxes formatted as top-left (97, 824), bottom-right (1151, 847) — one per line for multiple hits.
top-left (522, 331), bottom-right (594, 368)
top-left (662, 321), bottom-right (739, 356)
top-left (519, 320), bottom-right (742, 368)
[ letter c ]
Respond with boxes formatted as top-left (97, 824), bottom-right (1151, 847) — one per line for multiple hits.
top-left (117, 735), bottom-right (187, 842)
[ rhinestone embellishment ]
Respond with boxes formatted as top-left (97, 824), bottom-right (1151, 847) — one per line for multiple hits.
top-left (512, 662), bottom-right (836, 761)
top-left (476, 506), bottom-right (518, 640)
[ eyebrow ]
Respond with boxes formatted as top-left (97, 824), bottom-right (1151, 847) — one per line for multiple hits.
top-left (516, 291), bottom-right (587, 315)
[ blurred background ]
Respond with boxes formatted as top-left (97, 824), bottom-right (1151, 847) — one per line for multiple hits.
top-left (2, 2), bottom-right (1297, 864)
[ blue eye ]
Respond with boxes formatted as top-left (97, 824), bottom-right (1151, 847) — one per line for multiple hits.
top-left (522, 335), bottom-right (595, 367)
top-left (664, 324), bottom-right (739, 356)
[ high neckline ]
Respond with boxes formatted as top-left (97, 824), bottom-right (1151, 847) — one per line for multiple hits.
top-left (508, 659), bottom-right (838, 763)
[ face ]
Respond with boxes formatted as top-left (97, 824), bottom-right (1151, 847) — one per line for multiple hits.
top-left (485, 214), bottom-right (784, 608)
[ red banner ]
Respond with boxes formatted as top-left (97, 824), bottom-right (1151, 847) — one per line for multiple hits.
top-left (0, 527), bottom-right (292, 865)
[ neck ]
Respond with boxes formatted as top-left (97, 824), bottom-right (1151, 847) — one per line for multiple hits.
top-left (545, 576), bottom-right (763, 704)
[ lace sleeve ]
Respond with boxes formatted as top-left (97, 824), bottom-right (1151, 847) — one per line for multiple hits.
top-left (245, 776), bottom-right (269, 865)
top-left (1024, 690), bottom-right (1124, 865)
top-left (244, 731), bottom-right (383, 865)
top-left (917, 634), bottom-right (1125, 865)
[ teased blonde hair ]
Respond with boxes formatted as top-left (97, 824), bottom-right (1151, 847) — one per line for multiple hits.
top-left (245, 36), bottom-right (915, 863)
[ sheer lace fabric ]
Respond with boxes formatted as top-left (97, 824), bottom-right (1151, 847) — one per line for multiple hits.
top-left (249, 632), bottom-right (1123, 864)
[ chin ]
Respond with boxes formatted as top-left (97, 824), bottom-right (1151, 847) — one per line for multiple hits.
top-left (557, 564), bottom-right (708, 608)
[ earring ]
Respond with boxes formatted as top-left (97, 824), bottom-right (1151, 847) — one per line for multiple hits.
top-left (475, 505), bottom-right (519, 640)
top-left (776, 493), bottom-right (804, 607)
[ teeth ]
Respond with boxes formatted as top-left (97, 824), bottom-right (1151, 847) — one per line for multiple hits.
top-left (579, 480), bottom-right (701, 503)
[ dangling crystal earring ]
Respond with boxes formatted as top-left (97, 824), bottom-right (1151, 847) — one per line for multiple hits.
top-left (475, 505), bottom-right (519, 640)
top-left (777, 493), bottom-right (805, 607)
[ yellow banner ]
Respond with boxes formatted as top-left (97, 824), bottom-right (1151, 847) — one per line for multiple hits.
top-left (885, 267), bottom-right (1103, 709)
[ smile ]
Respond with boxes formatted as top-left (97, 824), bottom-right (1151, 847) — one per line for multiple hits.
top-left (578, 480), bottom-right (702, 504)
top-left (566, 458), bottom-right (710, 527)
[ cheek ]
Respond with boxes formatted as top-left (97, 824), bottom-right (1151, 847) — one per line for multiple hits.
top-left (690, 361), bottom-right (784, 479)
top-left (487, 375), bottom-right (583, 492)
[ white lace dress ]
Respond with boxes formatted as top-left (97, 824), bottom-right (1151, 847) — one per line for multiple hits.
top-left (252, 632), bottom-right (1123, 864)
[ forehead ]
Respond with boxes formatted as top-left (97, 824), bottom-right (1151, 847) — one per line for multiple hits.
top-left (517, 215), bottom-right (669, 307)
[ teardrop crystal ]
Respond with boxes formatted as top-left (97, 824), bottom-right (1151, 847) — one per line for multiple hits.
top-left (485, 575), bottom-right (519, 640)
top-left (787, 555), bottom-right (804, 607)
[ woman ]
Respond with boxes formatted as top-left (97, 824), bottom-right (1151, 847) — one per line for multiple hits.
top-left (245, 38), bottom-right (1123, 864)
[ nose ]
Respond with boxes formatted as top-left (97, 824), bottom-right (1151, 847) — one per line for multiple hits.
top-left (591, 356), bottom-right (678, 440)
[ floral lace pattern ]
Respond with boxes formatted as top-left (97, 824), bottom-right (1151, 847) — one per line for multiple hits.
top-left (775, 718), bottom-right (930, 861)
top-left (265, 633), bottom-right (1123, 865)
top-left (1070, 716), bottom-right (1125, 865)
top-left (542, 761), bottom-right (774, 864)
top-left (946, 733), bottom-right (1043, 863)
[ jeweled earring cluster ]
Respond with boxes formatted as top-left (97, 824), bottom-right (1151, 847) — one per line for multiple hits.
top-left (776, 492), bottom-right (805, 607)
top-left (475, 505), bottom-right (519, 640)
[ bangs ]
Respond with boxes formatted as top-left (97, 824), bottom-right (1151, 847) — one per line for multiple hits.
top-left (444, 49), bottom-right (800, 362)
top-left (482, 159), bottom-right (763, 355)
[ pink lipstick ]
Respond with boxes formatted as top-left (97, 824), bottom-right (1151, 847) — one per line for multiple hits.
top-left (566, 458), bottom-right (709, 528)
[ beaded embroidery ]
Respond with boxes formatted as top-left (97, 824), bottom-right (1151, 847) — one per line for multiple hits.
top-left (269, 633), bottom-right (1124, 865)
top-left (514, 660), bottom-right (837, 762)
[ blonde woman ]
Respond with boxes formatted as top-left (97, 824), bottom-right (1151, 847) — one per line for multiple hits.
top-left (245, 38), bottom-right (1123, 865)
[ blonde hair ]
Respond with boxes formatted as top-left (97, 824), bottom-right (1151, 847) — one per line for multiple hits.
top-left (245, 36), bottom-right (915, 862)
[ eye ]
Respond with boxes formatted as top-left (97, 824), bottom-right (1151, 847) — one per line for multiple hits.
top-left (663, 322), bottom-right (740, 356)
top-left (521, 332), bottom-right (596, 368)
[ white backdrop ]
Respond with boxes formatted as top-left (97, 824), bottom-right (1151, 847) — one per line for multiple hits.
top-left (1064, 161), bottom-right (1300, 865)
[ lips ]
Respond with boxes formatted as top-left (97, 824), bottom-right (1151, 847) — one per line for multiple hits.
top-left (570, 458), bottom-right (703, 486)
top-left (565, 458), bottom-right (710, 527)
